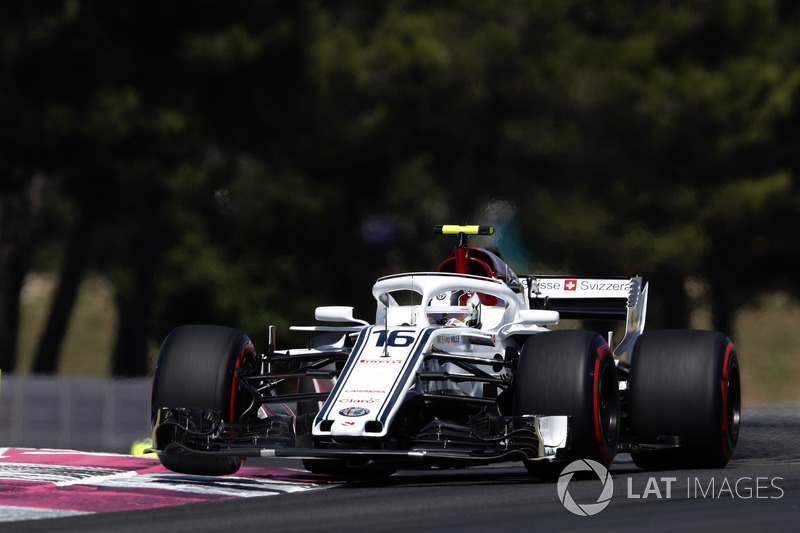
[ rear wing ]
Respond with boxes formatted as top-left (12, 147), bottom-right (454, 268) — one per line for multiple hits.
top-left (526, 276), bottom-right (648, 363)
top-left (527, 276), bottom-right (641, 319)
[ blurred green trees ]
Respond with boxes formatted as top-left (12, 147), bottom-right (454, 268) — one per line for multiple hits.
top-left (1, 0), bottom-right (799, 375)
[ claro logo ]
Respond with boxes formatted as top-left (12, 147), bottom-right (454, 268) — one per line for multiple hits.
top-left (557, 459), bottom-right (614, 516)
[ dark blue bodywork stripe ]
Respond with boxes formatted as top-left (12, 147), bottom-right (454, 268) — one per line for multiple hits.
top-left (314, 326), bottom-right (372, 425)
top-left (377, 328), bottom-right (434, 424)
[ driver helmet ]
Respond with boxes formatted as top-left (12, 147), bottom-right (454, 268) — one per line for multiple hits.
top-left (427, 290), bottom-right (482, 328)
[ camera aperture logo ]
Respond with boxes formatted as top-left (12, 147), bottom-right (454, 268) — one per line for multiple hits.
top-left (557, 459), bottom-right (614, 516)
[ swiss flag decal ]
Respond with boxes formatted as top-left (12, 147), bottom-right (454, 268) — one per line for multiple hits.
top-left (564, 279), bottom-right (577, 291)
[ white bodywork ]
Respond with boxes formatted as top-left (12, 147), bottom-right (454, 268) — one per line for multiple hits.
top-left (307, 273), bottom-right (539, 439)
top-left (297, 272), bottom-right (645, 452)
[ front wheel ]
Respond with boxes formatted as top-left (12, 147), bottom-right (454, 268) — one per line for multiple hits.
top-left (513, 330), bottom-right (620, 475)
top-left (151, 325), bottom-right (257, 476)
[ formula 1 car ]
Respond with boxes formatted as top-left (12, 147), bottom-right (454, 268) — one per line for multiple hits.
top-left (150, 225), bottom-right (741, 477)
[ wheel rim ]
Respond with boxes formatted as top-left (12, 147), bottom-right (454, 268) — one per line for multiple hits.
top-left (593, 347), bottom-right (620, 464)
top-left (229, 340), bottom-right (256, 423)
top-left (721, 343), bottom-right (741, 460)
top-left (598, 364), bottom-right (619, 447)
top-left (230, 340), bottom-right (258, 465)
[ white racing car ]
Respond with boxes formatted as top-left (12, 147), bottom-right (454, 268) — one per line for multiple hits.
top-left (150, 225), bottom-right (740, 477)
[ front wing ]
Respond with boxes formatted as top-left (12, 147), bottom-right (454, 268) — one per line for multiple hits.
top-left (150, 407), bottom-right (571, 468)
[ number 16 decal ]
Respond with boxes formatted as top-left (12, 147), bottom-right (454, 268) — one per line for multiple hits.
top-left (372, 330), bottom-right (416, 347)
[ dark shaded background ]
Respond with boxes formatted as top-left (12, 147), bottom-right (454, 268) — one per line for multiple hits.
top-left (2, 0), bottom-right (799, 377)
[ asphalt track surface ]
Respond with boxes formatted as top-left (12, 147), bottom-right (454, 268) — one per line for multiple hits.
top-left (1, 406), bottom-right (798, 532)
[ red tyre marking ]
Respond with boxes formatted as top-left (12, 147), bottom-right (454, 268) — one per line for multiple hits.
top-left (593, 355), bottom-right (602, 445)
top-left (229, 341), bottom-right (254, 423)
top-left (230, 340), bottom-right (255, 465)
top-left (720, 341), bottom-right (735, 460)
top-left (594, 344), bottom-right (612, 464)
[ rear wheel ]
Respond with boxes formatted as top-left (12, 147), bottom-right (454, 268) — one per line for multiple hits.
top-left (628, 330), bottom-right (740, 470)
top-left (151, 325), bottom-right (257, 476)
top-left (513, 330), bottom-right (620, 476)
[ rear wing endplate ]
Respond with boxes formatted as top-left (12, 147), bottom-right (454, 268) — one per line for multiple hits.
top-left (526, 276), bottom-right (648, 363)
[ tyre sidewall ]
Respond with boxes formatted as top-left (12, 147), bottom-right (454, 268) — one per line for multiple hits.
top-left (629, 330), bottom-right (739, 468)
top-left (152, 325), bottom-right (254, 420)
top-left (152, 325), bottom-right (255, 475)
top-left (514, 330), bottom-right (620, 466)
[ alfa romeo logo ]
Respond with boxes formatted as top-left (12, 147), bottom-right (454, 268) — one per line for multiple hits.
top-left (557, 459), bottom-right (614, 516)
top-left (339, 407), bottom-right (370, 417)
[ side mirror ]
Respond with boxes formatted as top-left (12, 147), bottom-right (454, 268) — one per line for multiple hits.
top-left (315, 306), bottom-right (368, 325)
top-left (517, 309), bottom-right (560, 325)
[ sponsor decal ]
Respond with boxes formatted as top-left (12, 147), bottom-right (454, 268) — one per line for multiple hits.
top-left (341, 421), bottom-right (355, 426)
top-left (359, 359), bottom-right (402, 364)
top-left (337, 398), bottom-right (383, 404)
top-left (338, 407), bottom-right (370, 417)
top-left (344, 389), bottom-right (386, 394)
top-left (537, 279), bottom-right (633, 293)
top-left (537, 280), bottom-right (561, 291)
top-left (435, 334), bottom-right (462, 346)
top-left (579, 280), bottom-right (632, 292)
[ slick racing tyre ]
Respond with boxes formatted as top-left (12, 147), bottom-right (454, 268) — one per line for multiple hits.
top-left (628, 330), bottom-right (740, 470)
top-left (152, 325), bottom-right (257, 476)
top-left (514, 330), bottom-right (620, 476)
